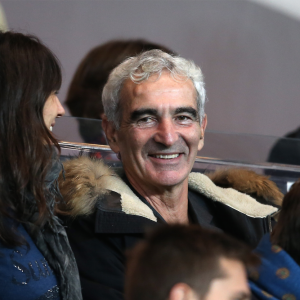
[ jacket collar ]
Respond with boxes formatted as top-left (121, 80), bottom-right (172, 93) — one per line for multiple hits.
top-left (100, 170), bottom-right (277, 221)
top-left (58, 157), bottom-right (278, 222)
top-left (94, 187), bottom-right (216, 234)
top-left (188, 173), bottom-right (278, 218)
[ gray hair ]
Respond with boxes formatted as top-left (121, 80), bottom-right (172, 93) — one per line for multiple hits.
top-left (102, 49), bottom-right (206, 129)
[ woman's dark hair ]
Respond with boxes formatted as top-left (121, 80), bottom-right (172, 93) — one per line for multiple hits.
top-left (66, 39), bottom-right (175, 119)
top-left (271, 180), bottom-right (300, 265)
top-left (0, 31), bottom-right (62, 246)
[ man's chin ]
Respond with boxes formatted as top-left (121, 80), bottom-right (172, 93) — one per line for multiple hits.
top-left (146, 171), bottom-right (188, 189)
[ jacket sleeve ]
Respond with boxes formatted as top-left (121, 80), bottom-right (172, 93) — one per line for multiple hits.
top-left (63, 214), bottom-right (125, 300)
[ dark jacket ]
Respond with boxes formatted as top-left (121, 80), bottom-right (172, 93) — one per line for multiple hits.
top-left (58, 157), bottom-right (282, 300)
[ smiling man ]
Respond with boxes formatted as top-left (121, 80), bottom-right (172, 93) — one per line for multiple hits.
top-left (104, 69), bottom-right (206, 224)
top-left (58, 50), bottom-right (281, 300)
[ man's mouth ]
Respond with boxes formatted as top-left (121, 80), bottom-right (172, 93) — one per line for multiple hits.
top-left (151, 154), bottom-right (180, 159)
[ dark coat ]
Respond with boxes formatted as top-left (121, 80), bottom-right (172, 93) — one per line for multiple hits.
top-left (58, 157), bottom-right (282, 300)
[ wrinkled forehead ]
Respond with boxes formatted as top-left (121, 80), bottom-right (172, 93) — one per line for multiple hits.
top-left (119, 73), bottom-right (197, 110)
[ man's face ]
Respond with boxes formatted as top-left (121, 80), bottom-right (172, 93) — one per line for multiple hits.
top-left (204, 258), bottom-right (250, 300)
top-left (105, 72), bottom-right (206, 192)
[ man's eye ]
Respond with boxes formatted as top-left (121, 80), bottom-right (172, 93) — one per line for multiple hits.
top-left (177, 116), bottom-right (189, 120)
top-left (137, 117), bottom-right (156, 127)
top-left (139, 117), bottom-right (153, 123)
top-left (176, 115), bottom-right (193, 123)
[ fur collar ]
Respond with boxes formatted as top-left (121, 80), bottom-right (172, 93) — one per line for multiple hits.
top-left (57, 157), bottom-right (279, 221)
top-left (206, 169), bottom-right (283, 207)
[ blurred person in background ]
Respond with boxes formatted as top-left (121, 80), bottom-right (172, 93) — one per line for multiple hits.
top-left (250, 180), bottom-right (300, 299)
top-left (125, 225), bottom-right (258, 300)
top-left (65, 39), bottom-right (175, 145)
top-left (268, 127), bottom-right (300, 166)
top-left (0, 31), bottom-right (82, 300)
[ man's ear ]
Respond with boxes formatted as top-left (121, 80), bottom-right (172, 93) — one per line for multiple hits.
top-left (169, 283), bottom-right (199, 300)
top-left (198, 114), bottom-right (207, 151)
top-left (102, 115), bottom-right (120, 154)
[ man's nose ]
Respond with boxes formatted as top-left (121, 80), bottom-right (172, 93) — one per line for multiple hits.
top-left (56, 97), bottom-right (65, 117)
top-left (153, 118), bottom-right (178, 147)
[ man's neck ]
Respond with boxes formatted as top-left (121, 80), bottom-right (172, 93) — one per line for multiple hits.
top-left (127, 176), bottom-right (189, 224)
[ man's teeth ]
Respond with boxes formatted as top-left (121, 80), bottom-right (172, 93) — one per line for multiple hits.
top-left (154, 154), bottom-right (179, 159)
top-left (50, 126), bottom-right (53, 132)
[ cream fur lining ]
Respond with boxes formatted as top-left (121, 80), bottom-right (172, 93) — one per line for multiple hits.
top-left (104, 171), bottom-right (277, 221)
top-left (188, 172), bottom-right (278, 218)
top-left (59, 157), bottom-right (278, 221)
top-left (102, 175), bottom-right (157, 222)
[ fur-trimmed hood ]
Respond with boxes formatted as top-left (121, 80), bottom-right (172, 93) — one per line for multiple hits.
top-left (206, 169), bottom-right (283, 207)
top-left (57, 157), bottom-right (282, 221)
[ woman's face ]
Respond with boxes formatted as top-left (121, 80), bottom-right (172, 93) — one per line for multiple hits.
top-left (43, 93), bottom-right (65, 131)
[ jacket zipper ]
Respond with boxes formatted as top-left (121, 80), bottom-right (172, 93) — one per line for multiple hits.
top-left (268, 215), bottom-right (272, 233)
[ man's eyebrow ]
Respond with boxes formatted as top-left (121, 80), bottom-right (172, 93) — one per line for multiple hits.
top-left (175, 107), bottom-right (199, 119)
top-left (130, 108), bottom-right (158, 121)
